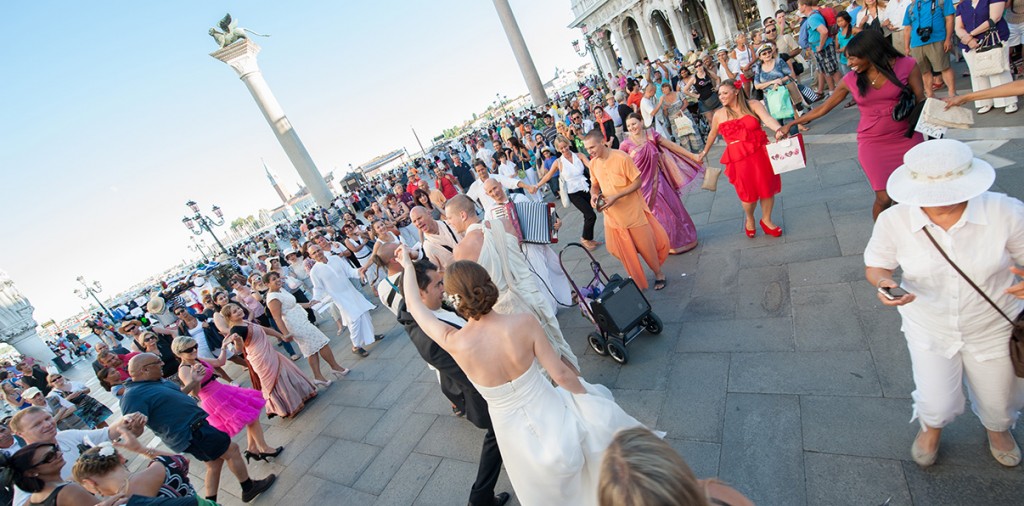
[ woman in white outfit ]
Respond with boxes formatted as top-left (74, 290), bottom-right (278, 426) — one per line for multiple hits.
top-left (398, 251), bottom-right (644, 506)
top-left (265, 271), bottom-right (350, 387)
top-left (864, 139), bottom-right (1024, 468)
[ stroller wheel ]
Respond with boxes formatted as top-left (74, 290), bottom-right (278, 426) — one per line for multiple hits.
top-left (588, 332), bottom-right (609, 356)
top-left (642, 313), bottom-right (664, 334)
top-left (607, 340), bottom-right (629, 364)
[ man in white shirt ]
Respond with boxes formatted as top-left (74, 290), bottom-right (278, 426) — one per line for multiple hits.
top-left (411, 207), bottom-right (461, 270)
top-left (474, 140), bottom-right (495, 171)
top-left (715, 48), bottom-right (740, 81)
top-left (10, 408), bottom-right (147, 506)
top-left (885, 0), bottom-right (914, 51)
top-left (604, 94), bottom-right (623, 129)
top-left (308, 244), bottom-right (379, 357)
top-left (465, 160), bottom-right (536, 212)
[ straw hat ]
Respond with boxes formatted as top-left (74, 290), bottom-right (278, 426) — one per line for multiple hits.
top-left (886, 139), bottom-right (995, 207)
top-left (146, 296), bottom-right (166, 314)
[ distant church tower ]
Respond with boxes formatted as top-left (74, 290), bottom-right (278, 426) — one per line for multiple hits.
top-left (263, 159), bottom-right (290, 204)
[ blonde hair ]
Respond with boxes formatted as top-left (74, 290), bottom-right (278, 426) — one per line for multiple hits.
top-left (598, 427), bottom-right (709, 506)
top-left (171, 336), bottom-right (197, 356)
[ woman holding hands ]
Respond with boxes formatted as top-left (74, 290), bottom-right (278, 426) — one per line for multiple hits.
top-left (698, 79), bottom-right (785, 238)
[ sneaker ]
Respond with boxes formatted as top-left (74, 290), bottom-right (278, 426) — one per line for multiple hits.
top-left (978, 105), bottom-right (993, 114)
top-left (1006, 104), bottom-right (1018, 114)
top-left (241, 475), bottom-right (276, 503)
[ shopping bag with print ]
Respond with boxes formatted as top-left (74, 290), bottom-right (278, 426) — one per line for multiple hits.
top-left (767, 135), bottom-right (806, 174)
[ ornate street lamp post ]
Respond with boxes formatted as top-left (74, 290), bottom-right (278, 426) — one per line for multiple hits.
top-left (573, 25), bottom-right (606, 85)
top-left (74, 276), bottom-right (113, 319)
top-left (182, 200), bottom-right (229, 257)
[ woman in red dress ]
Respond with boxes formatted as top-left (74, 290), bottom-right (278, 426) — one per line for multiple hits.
top-left (698, 79), bottom-right (787, 237)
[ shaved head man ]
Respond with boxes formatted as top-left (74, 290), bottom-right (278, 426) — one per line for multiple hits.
top-left (121, 353), bottom-right (276, 502)
top-left (449, 194), bottom-right (580, 374)
top-left (412, 205), bottom-right (461, 269)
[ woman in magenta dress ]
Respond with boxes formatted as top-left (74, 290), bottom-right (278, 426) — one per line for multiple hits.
top-left (699, 79), bottom-right (786, 238)
top-left (786, 30), bottom-right (924, 220)
top-left (621, 112), bottom-right (705, 254)
top-left (172, 335), bottom-right (284, 463)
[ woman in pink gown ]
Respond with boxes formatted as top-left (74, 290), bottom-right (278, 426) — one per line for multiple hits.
top-left (620, 112), bottom-right (705, 254)
top-left (785, 30), bottom-right (924, 220)
top-left (173, 336), bottom-right (283, 462)
top-left (221, 303), bottom-right (319, 419)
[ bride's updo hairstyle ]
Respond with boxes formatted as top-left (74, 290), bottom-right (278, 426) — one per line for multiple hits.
top-left (444, 261), bottom-right (499, 320)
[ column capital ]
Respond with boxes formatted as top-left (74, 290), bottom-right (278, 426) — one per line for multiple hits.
top-left (210, 39), bottom-right (262, 79)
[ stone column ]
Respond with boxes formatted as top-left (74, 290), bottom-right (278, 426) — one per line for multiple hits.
top-left (211, 41), bottom-right (334, 208)
top-left (635, 9), bottom-right (664, 58)
top-left (704, 0), bottom-right (734, 46)
top-left (610, 27), bottom-right (635, 70)
top-left (756, 0), bottom-right (778, 27)
top-left (492, 0), bottom-right (549, 107)
top-left (668, 7), bottom-right (695, 52)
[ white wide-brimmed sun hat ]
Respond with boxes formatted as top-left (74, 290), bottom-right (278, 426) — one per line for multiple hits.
top-left (886, 139), bottom-right (995, 207)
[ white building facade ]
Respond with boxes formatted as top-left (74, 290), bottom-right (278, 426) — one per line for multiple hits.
top-left (569, 0), bottom-right (785, 71)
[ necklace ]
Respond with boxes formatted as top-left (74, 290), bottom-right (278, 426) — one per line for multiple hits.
top-left (869, 70), bottom-right (883, 87)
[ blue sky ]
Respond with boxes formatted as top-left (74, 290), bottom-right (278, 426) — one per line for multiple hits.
top-left (0, 1), bottom-right (588, 322)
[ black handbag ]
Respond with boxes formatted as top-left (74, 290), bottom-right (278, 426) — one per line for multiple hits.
top-left (923, 228), bottom-right (1024, 377)
top-left (893, 85), bottom-right (916, 122)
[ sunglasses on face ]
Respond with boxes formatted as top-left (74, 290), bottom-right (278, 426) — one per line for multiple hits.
top-left (180, 345), bottom-right (198, 354)
top-left (123, 326), bottom-right (137, 333)
top-left (32, 445), bottom-right (61, 468)
top-left (144, 336), bottom-right (157, 342)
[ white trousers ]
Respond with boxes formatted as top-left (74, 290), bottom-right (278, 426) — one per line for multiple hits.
top-left (964, 52), bottom-right (1018, 109)
top-left (908, 340), bottom-right (1024, 432)
top-left (341, 311), bottom-right (376, 349)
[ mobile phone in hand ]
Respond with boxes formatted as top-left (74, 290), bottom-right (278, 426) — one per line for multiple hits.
top-left (878, 286), bottom-right (909, 300)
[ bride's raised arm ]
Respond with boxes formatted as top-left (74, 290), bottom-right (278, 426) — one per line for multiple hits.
top-left (397, 245), bottom-right (457, 348)
top-left (528, 316), bottom-right (585, 394)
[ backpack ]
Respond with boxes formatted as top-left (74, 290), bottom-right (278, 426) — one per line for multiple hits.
top-left (817, 7), bottom-right (839, 38)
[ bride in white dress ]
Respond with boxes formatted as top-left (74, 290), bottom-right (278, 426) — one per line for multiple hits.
top-left (264, 271), bottom-right (350, 387)
top-left (397, 248), bottom-right (645, 506)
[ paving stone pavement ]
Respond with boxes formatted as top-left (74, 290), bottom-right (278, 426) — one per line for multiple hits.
top-left (62, 66), bottom-right (1024, 506)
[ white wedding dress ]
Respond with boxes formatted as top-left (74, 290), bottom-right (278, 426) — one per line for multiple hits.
top-left (267, 290), bottom-right (330, 358)
top-left (471, 361), bottom-right (644, 506)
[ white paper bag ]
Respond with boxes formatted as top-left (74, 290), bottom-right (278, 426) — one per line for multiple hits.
top-left (767, 137), bottom-right (806, 174)
top-left (673, 115), bottom-right (695, 136)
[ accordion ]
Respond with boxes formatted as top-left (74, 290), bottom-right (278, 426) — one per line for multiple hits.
top-left (495, 201), bottom-right (558, 244)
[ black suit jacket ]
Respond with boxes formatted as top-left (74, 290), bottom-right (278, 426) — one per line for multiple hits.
top-left (394, 276), bottom-right (491, 430)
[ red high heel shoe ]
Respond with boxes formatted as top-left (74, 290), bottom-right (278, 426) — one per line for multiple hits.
top-left (760, 220), bottom-right (783, 237)
top-left (744, 223), bottom-right (756, 238)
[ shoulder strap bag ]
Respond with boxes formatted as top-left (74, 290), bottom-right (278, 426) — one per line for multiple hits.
top-left (923, 227), bottom-right (1024, 377)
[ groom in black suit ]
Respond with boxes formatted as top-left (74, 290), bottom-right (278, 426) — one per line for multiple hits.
top-left (394, 259), bottom-right (509, 506)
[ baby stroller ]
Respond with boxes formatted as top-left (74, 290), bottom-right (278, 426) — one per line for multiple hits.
top-left (559, 243), bottom-right (663, 364)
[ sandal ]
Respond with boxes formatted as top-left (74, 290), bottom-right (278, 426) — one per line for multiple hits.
top-left (654, 278), bottom-right (667, 291)
top-left (352, 347), bottom-right (370, 357)
top-left (452, 405), bottom-right (465, 418)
